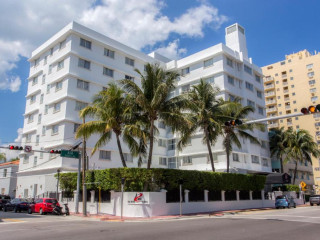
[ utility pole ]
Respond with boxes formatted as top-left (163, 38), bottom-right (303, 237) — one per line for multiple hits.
top-left (75, 149), bottom-right (81, 214)
top-left (56, 169), bottom-right (60, 200)
top-left (82, 118), bottom-right (87, 217)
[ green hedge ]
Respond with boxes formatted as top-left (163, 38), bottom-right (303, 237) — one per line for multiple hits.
top-left (271, 184), bottom-right (300, 192)
top-left (58, 168), bottom-right (266, 192)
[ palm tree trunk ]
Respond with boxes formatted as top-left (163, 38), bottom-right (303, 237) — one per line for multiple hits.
top-left (204, 128), bottom-right (215, 172)
top-left (115, 134), bottom-right (127, 167)
top-left (280, 158), bottom-right (284, 173)
top-left (293, 160), bottom-right (298, 185)
top-left (147, 119), bottom-right (155, 169)
top-left (226, 146), bottom-right (230, 173)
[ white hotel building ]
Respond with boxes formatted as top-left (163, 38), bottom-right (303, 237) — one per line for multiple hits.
top-left (16, 22), bottom-right (271, 198)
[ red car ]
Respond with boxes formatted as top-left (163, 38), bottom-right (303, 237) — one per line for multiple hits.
top-left (28, 198), bottom-right (60, 215)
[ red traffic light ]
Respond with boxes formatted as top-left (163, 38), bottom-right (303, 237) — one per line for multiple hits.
top-left (50, 150), bottom-right (61, 154)
top-left (9, 145), bottom-right (23, 150)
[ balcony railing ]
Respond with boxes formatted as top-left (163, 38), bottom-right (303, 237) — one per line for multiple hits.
top-left (283, 82), bottom-right (288, 86)
top-left (264, 77), bottom-right (274, 82)
top-left (265, 84), bottom-right (275, 90)
top-left (265, 91), bottom-right (275, 97)
top-left (282, 74), bottom-right (287, 78)
top-left (266, 107), bottom-right (277, 113)
top-left (285, 105), bottom-right (291, 109)
top-left (266, 100), bottom-right (276, 105)
top-left (268, 123), bottom-right (279, 128)
top-left (284, 97), bottom-right (290, 101)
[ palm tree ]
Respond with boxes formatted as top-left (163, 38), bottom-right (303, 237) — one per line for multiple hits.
top-left (0, 152), bottom-right (6, 162)
top-left (219, 100), bottom-right (264, 173)
top-left (269, 127), bottom-right (287, 173)
top-left (76, 83), bottom-right (141, 167)
top-left (284, 129), bottom-right (320, 185)
top-left (177, 79), bottom-right (223, 172)
top-left (121, 63), bottom-right (186, 169)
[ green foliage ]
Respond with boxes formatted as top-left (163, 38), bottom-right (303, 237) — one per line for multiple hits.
top-left (285, 184), bottom-right (300, 192)
top-left (58, 168), bottom-right (266, 192)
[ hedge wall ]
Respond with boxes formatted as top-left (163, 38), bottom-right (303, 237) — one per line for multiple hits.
top-left (58, 168), bottom-right (266, 193)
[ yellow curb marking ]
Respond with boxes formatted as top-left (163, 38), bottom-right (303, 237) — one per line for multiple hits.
top-left (1, 218), bottom-right (25, 223)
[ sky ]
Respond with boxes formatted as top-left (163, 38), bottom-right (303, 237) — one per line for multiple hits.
top-left (0, 0), bottom-right (320, 158)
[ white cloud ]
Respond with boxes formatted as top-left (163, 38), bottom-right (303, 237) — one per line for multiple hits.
top-left (154, 39), bottom-right (187, 60)
top-left (0, 128), bottom-right (23, 161)
top-left (0, 0), bottom-right (228, 92)
top-left (14, 128), bottom-right (23, 143)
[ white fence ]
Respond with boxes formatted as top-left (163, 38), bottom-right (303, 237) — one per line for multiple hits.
top-left (59, 190), bottom-right (305, 218)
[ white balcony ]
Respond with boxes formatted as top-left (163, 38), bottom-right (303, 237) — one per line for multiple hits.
top-left (266, 100), bottom-right (276, 105)
top-left (266, 107), bottom-right (277, 113)
top-left (265, 84), bottom-right (275, 90)
top-left (268, 123), bottom-right (279, 128)
top-left (265, 91), bottom-right (275, 97)
top-left (264, 77), bottom-right (274, 83)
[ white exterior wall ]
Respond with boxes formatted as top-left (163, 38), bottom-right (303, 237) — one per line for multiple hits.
top-left (17, 21), bottom-right (271, 196)
top-left (0, 164), bottom-right (18, 197)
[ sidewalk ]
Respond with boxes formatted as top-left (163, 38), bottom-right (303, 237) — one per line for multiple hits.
top-left (70, 204), bottom-right (310, 222)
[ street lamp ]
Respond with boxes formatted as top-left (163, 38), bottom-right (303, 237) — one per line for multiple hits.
top-left (120, 178), bottom-right (125, 220)
top-left (178, 179), bottom-right (184, 217)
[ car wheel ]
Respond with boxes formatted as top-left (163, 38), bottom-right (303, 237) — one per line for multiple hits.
top-left (40, 208), bottom-right (44, 215)
top-left (311, 203), bottom-right (314, 206)
top-left (14, 207), bottom-right (18, 213)
top-left (276, 207), bottom-right (279, 209)
top-left (3, 207), bottom-right (7, 212)
top-left (294, 204), bottom-right (296, 208)
top-left (28, 208), bottom-right (32, 214)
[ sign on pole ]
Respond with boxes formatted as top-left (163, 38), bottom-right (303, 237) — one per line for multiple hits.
top-left (24, 145), bottom-right (32, 153)
top-left (60, 150), bottom-right (80, 158)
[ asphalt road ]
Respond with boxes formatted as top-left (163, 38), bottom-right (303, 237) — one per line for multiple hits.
top-left (1, 207), bottom-right (320, 240)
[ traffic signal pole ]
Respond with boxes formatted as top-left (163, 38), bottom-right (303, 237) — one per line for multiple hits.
top-left (245, 112), bottom-right (304, 125)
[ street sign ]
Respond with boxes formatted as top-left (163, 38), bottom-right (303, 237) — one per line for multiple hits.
top-left (60, 150), bottom-right (79, 159)
top-left (300, 181), bottom-right (307, 191)
top-left (24, 145), bottom-right (32, 152)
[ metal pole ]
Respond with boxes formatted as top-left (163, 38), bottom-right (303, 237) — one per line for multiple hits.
top-left (75, 151), bottom-right (81, 214)
top-left (82, 118), bottom-right (87, 217)
top-left (120, 178), bottom-right (125, 220)
top-left (56, 169), bottom-right (60, 200)
top-left (179, 183), bottom-right (182, 217)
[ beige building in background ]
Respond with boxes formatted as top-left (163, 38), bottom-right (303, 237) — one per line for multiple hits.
top-left (262, 50), bottom-right (320, 193)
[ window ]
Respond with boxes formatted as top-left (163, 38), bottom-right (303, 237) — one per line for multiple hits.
top-left (48, 64), bottom-right (53, 74)
top-left (104, 48), bottom-right (115, 58)
top-left (80, 38), bottom-right (92, 49)
top-left (99, 150), bottom-right (111, 160)
top-left (36, 135), bottom-right (39, 146)
top-left (247, 99), bottom-right (255, 108)
top-left (74, 123), bottom-right (81, 133)
top-left (233, 153), bottom-right (239, 162)
top-left (257, 90), bottom-right (262, 98)
top-left (75, 101), bottom-right (88, 111)
top-left (255, 75), bottom-right (261, 83)
top-left (306, 64), bottom-right (313, 69)
top-left (251, 155), bottom-right (259, 164)
top-left (52, 125), bottom-right (59, 135)
top-left (32, 76), bottom-right (38, 85)
top-left (125, 75), bottom-right (134, 81)
top-left (26, 134), bottom-right (31, 143)
top-left (228, 76), bottom-right (234, 85)
top-left (168, 139), bottom-right (176, 150)
top-left (27, 114), bottom-right (34, 123)
top-left (50, 47), bottom-right (54, 56)
top-left (310, 88), bottom-right (317, 93)
top-left (57, 60), bottom-right (64, 70)
top-left (34, 58), bottom-right (40, 67)
top-left (124, 153), bottom-right (133, 162)
top-left (313, 113), bottom-right (320, 118)
top-left (205, 76), bottom-right (214, 84)
top-left (226, 57), bottom-right (233, 67)
top-left (181, 67), bottom-right (190, 76)
top-left (245, 82), bottom-right (253, 91)
top-left (44, 56), bottom-right (47, 65)
top-left (59, 39), bottom-right (66, 49)
top-left (280, 61), bottom-right (285, 65)
top-left (311, 96), bottom-right (318, 102)
top-left (42, 75), bottom-right (46, 84)
top-left (55, 81), bottom-right (62, 91)
top-left (30, 95), bottom-right (36, 104)
top-left (54, 102), bottom-right (61, 112)
top-left (44, 105), bottom-right (48, 114)
top-left (291, 85), bottom-right (294, 88)
top-left (262, 158), bottom-right (268, 166)
top-left (125, 57), bottom-right (134, 67)
top-left (77, 79), bottom-right (89, 91)
top-left (183, 156), bottom-right (192, 165)
top-left (78, 58), bottom-right (90, 70)
top-left (47, 84), bottom-right (50, 94)
top-left (309, 80), bottom-right (316, 85)
top-left (315, 122), bottom-right (320, 127)
top-left (42, 126), bottom-right (46, 136)
top-left (158, 120), bottom-right (165, 129)
top-left (38, 114), bottom-right (42, 124)
top-left (292, 93), bottom-right (295, 96)
top-left (23, 156), bottom-right (29, 164)
top-left (159, 157), bottom-right (167, 165)
top-left (3, 169), bottom-right (7, 177)
top-left (244, 65), bottom-right (252, 75)
top-left (158, 139), bottom-right (167, 147)
top-left (181, 84), bottom-right (190, 93)
top-left (204, 58), bottom-right (213, 67)
top-left (308, 72), bottom-right (315, 78)
top-left (103, 67), bottom-right (114, 77)
top-left (33, 157), bottom-right (38, 167)
top-left (258, 106), bottom-right (264, 115)
top-left (261, 141), bottom-right (268, 149)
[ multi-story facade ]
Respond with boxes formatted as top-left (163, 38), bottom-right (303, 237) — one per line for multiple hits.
top-left (16, 22), bottom-right (271, 197)
top-left (262, 50), bottom-right (320, 191)
top-left (0, 160), bottom-right (19, 198)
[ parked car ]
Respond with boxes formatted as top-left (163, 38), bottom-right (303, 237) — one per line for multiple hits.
top-left (309, 195), bottom-right (320, 206)
top-left (275, 195), bottom-right (296, 209)
top-left (28, 198), bottom-right (60, 215)
top-left (3, 198), bottom-right (32, 212)
top-left (0, 195), bottom-right (11, 210)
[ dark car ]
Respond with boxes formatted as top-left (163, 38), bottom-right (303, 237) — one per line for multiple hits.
top-left (0, 195), bottom-right (11, 210)
top-left (309, 195), bottom-right (320, 206)
top-left (3, 198), bottom-right (32, 212)
top-left (275, 195), bottom-right (296, 209)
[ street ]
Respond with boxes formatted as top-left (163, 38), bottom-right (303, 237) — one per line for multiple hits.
top-left (0, 206), bottom-right (320, 240)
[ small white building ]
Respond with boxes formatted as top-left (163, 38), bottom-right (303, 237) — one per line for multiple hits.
top-left (16, 22), bottom-right (271, 197)
top-left (0, 160), bottom-right (19, 198)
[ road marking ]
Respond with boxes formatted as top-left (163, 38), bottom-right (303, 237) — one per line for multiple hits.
top-left (1, 218), bottom-right (25, 223)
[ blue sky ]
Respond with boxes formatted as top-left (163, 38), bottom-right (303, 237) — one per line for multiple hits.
top-left (0, 0), bottom-right (320, 145)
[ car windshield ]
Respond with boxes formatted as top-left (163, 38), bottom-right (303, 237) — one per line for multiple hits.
top-left (45, 199), bottom-right (57, 203)
top-left (276, 196), bottom-right (286, 199)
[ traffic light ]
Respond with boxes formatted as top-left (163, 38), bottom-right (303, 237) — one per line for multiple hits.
top-left (9, 145), bottom-right (23, 150)
top-left (50, 149), bottom-right (61, 154)
top-left (224, 119), bottom-right (243, 127)
top-left (301, 104), bottom-right (320, 114)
